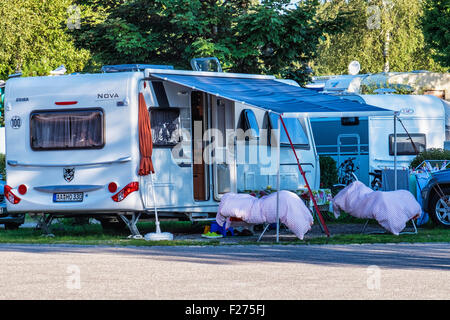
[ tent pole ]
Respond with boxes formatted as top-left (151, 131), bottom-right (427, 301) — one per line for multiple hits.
top-left (276, 116), bottom-right (281, 243)
top-left (394, 113), bottom-right (398, 190)
top-left (279, 115), bottom-right (330, 237)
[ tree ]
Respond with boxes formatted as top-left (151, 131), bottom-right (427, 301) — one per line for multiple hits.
top-left (422, 0), bottom-right (450, 68)
top-left (72, 0), bottom-right (344, 84)
top-left (312, 0), bottom-right (446, 76)
top-left (0, 0), bottom-right (90, 79)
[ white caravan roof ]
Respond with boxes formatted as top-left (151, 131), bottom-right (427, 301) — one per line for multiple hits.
top-left (5, 72), bottom-right (142, 106)
top-left (359, 94), bottom-right (447, 118)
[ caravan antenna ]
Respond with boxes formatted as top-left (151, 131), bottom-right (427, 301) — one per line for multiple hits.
top-left (348, 61), bottom-right (361, 75)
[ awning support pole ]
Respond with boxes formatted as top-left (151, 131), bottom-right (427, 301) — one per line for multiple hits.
top-left (394, 113), bottom-right (398, 190)
top-left (279, 115), bottom-right (330, 237)
top-left (276, 116), bottom-right (281, 243)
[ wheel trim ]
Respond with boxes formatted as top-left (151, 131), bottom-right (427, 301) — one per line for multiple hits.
top-left (435, 197), bottom-right (450, 225)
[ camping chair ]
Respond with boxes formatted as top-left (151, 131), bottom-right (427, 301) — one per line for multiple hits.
top-left (360, 217), bottom-right (418, 235)
top-left (256, 222), bottom-right (291, 242)
top-left (224, 217), bottom-right (291, 242)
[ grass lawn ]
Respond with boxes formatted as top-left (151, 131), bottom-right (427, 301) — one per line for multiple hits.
top-left (0, 218), bottom-right (448, 246)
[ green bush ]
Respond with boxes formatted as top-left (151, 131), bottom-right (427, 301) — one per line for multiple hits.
top-left (319, 156), bottom-right (338, 189)
top-left (410, 148), bottom-right (450, 169)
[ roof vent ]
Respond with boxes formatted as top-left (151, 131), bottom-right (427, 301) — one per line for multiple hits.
top-left (8, 72), bottom-right (22, 79)
top-left (190, 57), bottom-right (222, 72)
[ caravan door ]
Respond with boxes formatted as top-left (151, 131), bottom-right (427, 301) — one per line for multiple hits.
top-left (139, 82), bottom-right (193, 210)
top-left (210, 97), bottom-right (236, 200)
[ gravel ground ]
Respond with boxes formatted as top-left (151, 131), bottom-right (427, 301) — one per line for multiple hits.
top-left (0, 242), bottom-right (448, 300)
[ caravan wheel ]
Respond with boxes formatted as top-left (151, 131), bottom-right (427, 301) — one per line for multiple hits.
top-left (429, 187), bottom-right (450, 228)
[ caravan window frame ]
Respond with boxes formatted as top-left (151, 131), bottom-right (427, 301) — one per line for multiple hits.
top-left (265, 113), bottom-right (310, 150)
top-left (29, 108), bottom-right (105, 151)
top-left (388, 133), bottom-right (426, 156)
top-left (149, 107), bottom-right (182, 148)
top-left (238, 109), bottom-right (260, 140)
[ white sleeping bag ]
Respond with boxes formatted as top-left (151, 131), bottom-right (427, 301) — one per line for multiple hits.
top-left (216, 191), bottom-right (314, 240)
top-left (333, 181), bottom-right (421, 235)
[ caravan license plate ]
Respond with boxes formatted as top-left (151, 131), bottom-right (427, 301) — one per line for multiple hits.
top-left (53, 192), bottom-right (83, 202)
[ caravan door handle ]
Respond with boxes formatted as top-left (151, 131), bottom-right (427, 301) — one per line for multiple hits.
top-left (7, 156), bottom-right (132, 167)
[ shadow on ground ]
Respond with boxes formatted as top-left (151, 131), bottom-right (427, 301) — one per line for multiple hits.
top-left (0, 241), bottom-right (448, 271)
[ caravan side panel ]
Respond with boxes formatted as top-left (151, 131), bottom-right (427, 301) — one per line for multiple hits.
top-left (363, 95), bottom-right (446, 171)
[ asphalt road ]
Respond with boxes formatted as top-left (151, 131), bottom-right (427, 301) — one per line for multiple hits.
top-left (0, 243), bottom-right (448, 300)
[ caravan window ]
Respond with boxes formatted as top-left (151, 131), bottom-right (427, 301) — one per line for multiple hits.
top-left (238, 109), bottom-right (259, 139)
top-left (149, 108), bottom-right (181, 147)
top-left (267, 113), bottom-right (309, 149)
top-left (30, 109), bottom-right (104, 150)
top-left (389, 133), bottom-right (426, 155)
top-left (341, 117), bottom-right (359, 126)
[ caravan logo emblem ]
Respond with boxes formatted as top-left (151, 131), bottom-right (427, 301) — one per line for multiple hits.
top-left (400, 108), bottom-right (414, 115)
top-left (97, 93), bottom-right (119, 100)
top-left (63, 168), bottom-right (75, 183)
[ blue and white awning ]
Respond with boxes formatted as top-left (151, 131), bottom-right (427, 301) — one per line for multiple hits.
top-left (147, 70), bottom-right (394, 118)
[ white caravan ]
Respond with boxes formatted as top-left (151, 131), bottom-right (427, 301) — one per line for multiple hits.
top-left (3, 66), bottom-right (321, 232)
top-left (307, 71), bottom-right (450, 101)
top-left (310, 94), bottom-right (450, 186)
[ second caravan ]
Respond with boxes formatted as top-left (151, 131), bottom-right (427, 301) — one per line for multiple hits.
top-left (310, 94), bottom-right (450, 187)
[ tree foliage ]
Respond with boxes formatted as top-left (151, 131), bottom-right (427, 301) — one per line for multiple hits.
top-left (0, 0), bottom-right (90, 79)
top-left (72, 0), bottom-right (345, 84)
top-left (312, 0), bottom-right (446, 76)
top-left (410, 148), bottom-right (450, 169)
top-left (422, 0), bottom-right (450, 68)
top-left (319, 156), bottom-right (338, 189)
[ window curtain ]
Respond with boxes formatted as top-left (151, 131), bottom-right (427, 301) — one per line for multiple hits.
top-left (31, 111), bottom-right (102, 149)
top-left (71, 113), bottom-right (102, 148)
top-left (138, 93), bottom-right (155, 175)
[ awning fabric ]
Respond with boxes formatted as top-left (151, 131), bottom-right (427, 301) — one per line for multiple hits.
top-left (149, 73), bottom-right (394, 118)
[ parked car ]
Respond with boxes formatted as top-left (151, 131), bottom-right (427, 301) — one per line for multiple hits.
top-left (0, 176), bottom-right (25, 230)
top-left (421, 169), bottom-right (450, 227)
